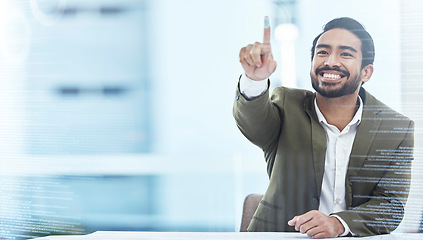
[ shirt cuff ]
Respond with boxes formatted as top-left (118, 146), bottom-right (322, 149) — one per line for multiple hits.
top-left (239, 74), bottom-right (268, 99)
top-left (330, 215), bottom-right (355, 237)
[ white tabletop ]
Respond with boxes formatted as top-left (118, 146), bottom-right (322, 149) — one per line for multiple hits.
top-left (33, 231), bottom-right (423, 240)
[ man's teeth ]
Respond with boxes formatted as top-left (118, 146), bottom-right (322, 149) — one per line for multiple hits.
top-left (323, 73), bottom-right (341, 79)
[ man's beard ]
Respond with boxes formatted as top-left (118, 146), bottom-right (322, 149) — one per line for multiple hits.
top-left (311, 69), bottom-right (362, 98)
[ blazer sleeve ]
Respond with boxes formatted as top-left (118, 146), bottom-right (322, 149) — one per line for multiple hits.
top-left (334, 120), bottom-right (414, 236)
top-left (233, 81), bottom-right (283, 155)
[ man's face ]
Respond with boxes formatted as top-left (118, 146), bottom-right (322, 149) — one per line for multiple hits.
top-left (310, 28), bottom-right (363, 98)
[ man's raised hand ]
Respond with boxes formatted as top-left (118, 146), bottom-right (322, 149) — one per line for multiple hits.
top-left (239, 16), bottom-right (277, 81)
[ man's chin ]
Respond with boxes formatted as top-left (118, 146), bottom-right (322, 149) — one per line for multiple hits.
top-left (321, 81), bottom-right (341, 87)
top-left (313, 85), bottom-right (350, 98)
top-left (316, 88), bottom-right (357, 98)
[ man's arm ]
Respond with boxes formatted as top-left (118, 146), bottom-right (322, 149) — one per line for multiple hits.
top-left (234, 17), bottom-right (280, 151)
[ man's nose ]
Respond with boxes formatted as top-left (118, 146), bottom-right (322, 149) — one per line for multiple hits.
top-left (324, 55), bottom-right (341, 67)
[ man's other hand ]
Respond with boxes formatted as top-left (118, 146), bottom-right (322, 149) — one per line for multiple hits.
top-left (287, 210), bottom-right (345, 239)
top-left (239, 16), bottom-right (277, 81)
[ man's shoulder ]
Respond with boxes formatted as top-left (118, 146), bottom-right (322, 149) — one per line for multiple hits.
top-left (270, 86), bottom-right (314, 104)
top-left (360, 87), bottom-right (413, 123)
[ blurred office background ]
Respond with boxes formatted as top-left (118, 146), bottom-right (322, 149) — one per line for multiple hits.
top-left (0, 0), bottom-right (422, 238)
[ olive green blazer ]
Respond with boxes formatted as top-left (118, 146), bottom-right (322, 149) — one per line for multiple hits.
top-left (233, 84), bottom-right (414, 236)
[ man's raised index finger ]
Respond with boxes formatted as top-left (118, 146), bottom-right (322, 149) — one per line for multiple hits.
top-left (263, 16), bottom-right (271, 53)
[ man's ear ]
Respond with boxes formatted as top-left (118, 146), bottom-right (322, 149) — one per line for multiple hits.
top-left (361, 64), bottom-right (374, 83)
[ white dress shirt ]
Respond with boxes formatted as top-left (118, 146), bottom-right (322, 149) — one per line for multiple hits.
top-left (239, 74), bottom-right (268, 98)
top-left (239, 74), bottom-right (363, 236)
top-left (315, 96), bottom-right (363, 236)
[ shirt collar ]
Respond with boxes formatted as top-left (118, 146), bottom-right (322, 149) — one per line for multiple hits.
top-left (314, 95), bottom-right (363, 127)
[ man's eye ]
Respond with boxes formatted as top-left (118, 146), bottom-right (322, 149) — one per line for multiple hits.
top-left (317, 50), bottom-right (328, 55)
top-left (341, 52), bottom-right (353, 57)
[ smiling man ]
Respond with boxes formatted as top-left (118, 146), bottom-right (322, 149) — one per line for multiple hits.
top-left (234, 17), bottom-right (414, 238)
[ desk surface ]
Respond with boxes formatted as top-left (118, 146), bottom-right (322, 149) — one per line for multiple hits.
top-left (34, 232), bottom-right (423, 240)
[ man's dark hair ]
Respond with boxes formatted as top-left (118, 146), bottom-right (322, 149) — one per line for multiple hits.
top-left (311, 17), bottom-right (375, 69)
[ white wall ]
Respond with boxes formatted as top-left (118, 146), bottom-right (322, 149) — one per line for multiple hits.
top-left (149, 0), bottom-right (274, 156)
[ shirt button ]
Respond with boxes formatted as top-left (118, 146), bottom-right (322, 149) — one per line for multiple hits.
top-left (335, 198), bottom-right (341, 204)
top-left (312, 197), bottom-right (319, 205)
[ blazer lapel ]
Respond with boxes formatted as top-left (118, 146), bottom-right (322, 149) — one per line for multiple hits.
top-left (304, 93), bottom-right (327, 199)
top-left (345, 88), bottom-right (382, 207)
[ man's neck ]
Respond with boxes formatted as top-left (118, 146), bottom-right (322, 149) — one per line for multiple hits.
top-left (316, 90), bottom-right (360, 131)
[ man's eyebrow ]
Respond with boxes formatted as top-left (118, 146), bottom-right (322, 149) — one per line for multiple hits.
top-left (316, 44), bottom-right (331, 49)
top-left (339, 45), bottom-right (358, 53)
top-left (316, 44), bottom-right (358, 53)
